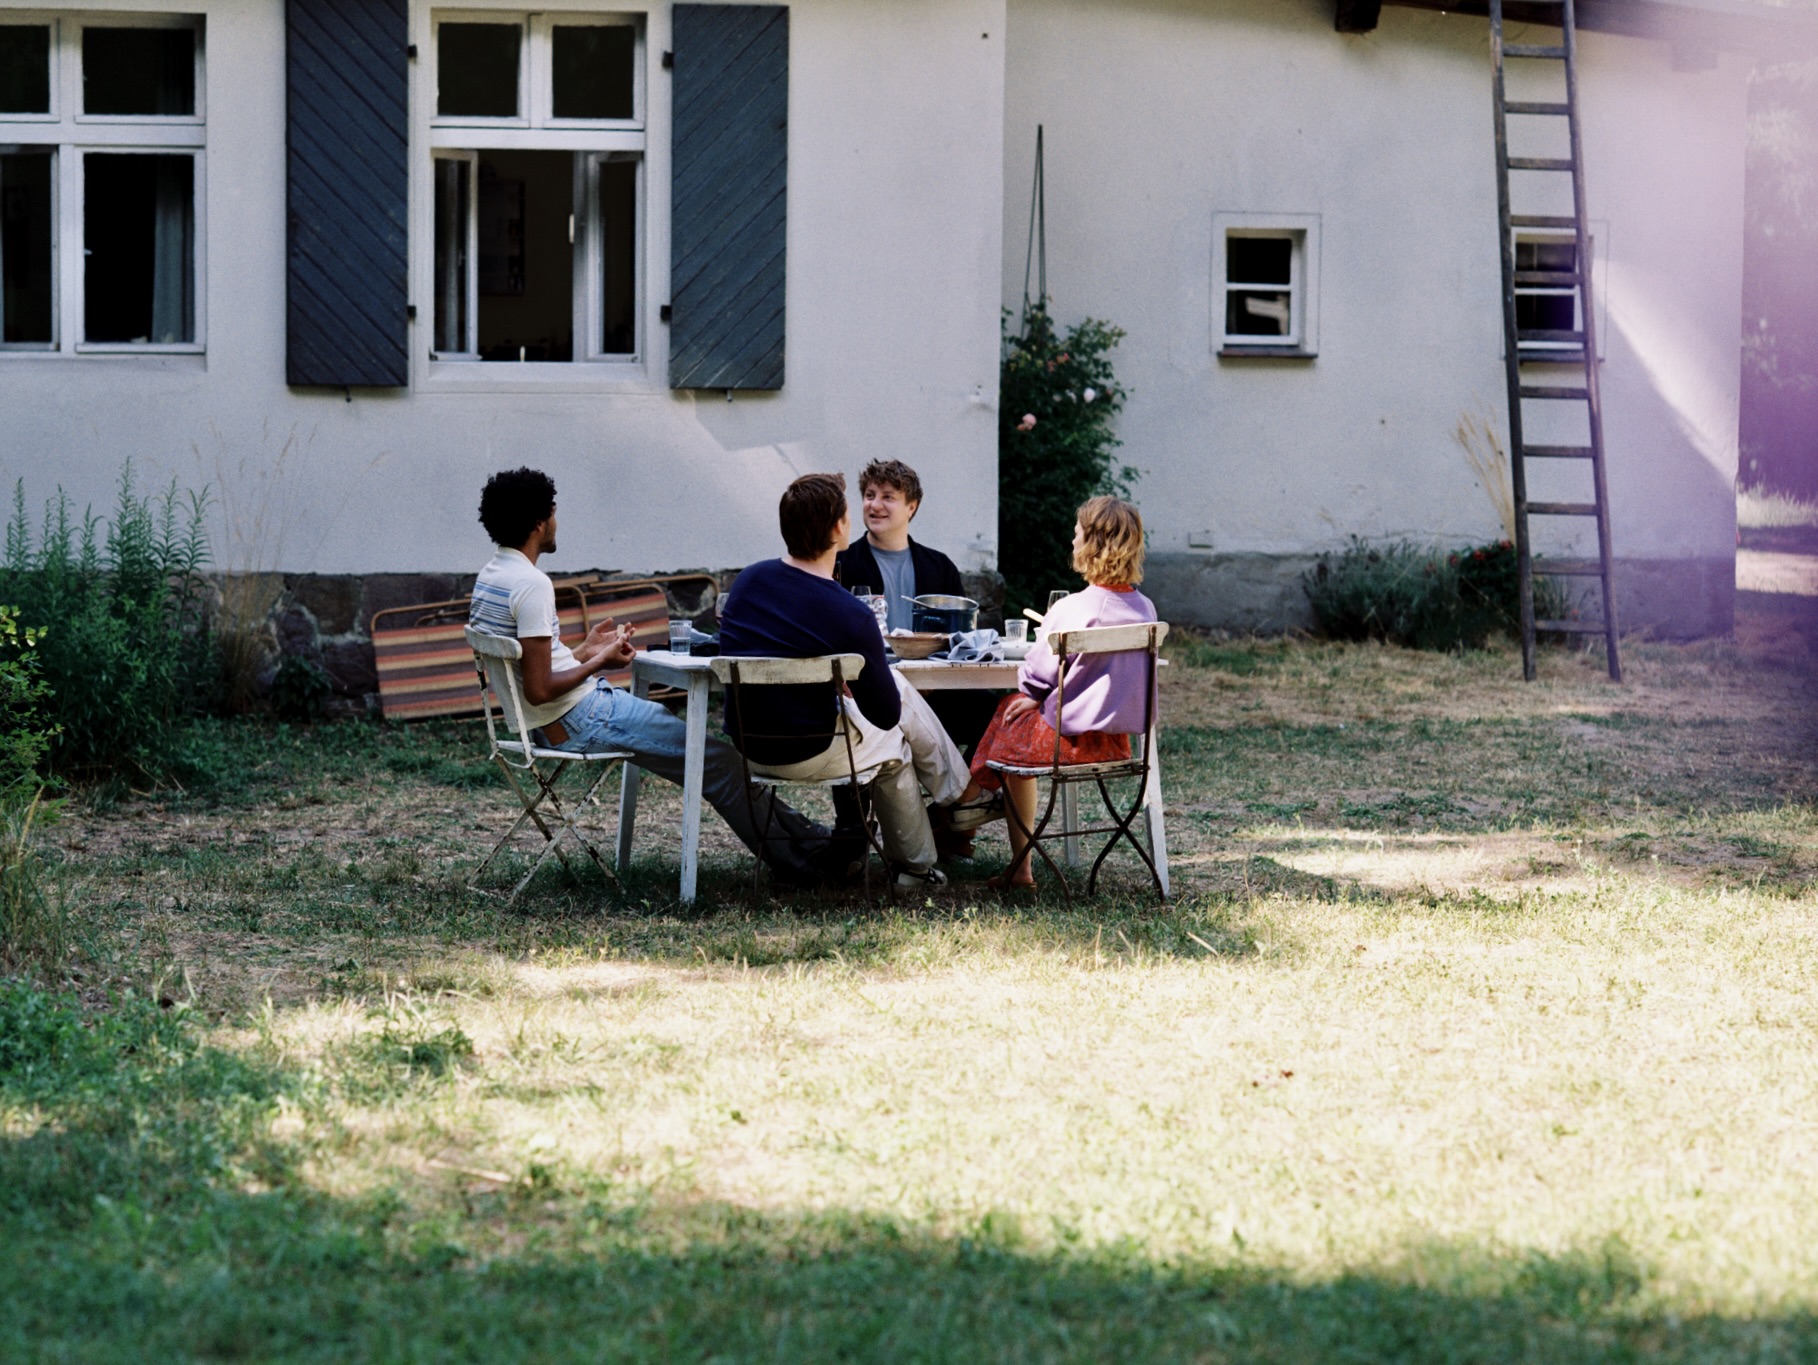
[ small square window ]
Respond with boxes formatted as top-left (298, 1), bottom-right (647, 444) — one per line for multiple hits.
top-left (551, 25), bottom-right (635, 120)
top-left (1214, 214), bottom-right (1319, 357)
top-left (83, 27), bottom-right (196, 117)
top-left (0, 26), bottom-right (51, 114)
top-left (438, 23), bottom-right (522, 119)
top-left (1516, 235), bottom-right (1578, 333)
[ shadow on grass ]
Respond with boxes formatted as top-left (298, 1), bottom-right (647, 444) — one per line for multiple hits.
top-left (2, 981), bottom-right (1810, 1364)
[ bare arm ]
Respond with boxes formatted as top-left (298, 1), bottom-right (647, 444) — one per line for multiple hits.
top-left (518, 622), bottom-right (634, 707)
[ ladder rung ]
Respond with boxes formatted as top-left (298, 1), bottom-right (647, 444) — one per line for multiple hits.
top-left (1518, 348), bottom-right (1587, 365)
top-left (1514, 271), bottom-right (1581, 286)
top-left (1519, 329), bottom-right (1584, 343)
top-left (1521, 444), bottom-right (1595, 459)
top-left (1505, 102), bottom-right (1571, 117)
top-left (1526, 501), bottom-right (1599, 516)
top-left (1507, 156), bottom-right (1576, 172)
top-left (1505, 43), bottom-right (1568, 58)
top-left (1532, 558), bottom-right (1606, 576)
top-left (1510, 214), bottom-right (1577, 229)
top-left (1535, 619), bottom-right (1608, 635)
top-left (1519, 385), bottom-right (1589, 400)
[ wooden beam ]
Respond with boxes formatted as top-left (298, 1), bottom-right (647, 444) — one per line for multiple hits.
top-left (1335, 0), bottom-right (1384, 33)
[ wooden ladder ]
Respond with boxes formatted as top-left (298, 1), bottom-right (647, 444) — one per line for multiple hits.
top-left (1491, 0), bottom-right (1622, 681)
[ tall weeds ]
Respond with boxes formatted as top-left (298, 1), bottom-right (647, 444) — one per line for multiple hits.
top-left (0, 462), bottom-right (216, 784)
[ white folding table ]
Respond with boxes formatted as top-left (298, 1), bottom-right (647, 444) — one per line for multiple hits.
top-left (616, 650), bottom-right (1167, 902)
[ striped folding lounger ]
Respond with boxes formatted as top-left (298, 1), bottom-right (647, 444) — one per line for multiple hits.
top-left (373, 575), bottom-right (708, 721)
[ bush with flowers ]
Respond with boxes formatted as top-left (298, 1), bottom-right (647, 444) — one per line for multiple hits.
top-left (1304, 537), bottom-right (1570, 652)
top-left (998, 306), bottom-right (1135, 613)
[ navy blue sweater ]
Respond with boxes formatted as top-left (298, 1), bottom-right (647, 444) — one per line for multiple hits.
top-left (717, 559), bottom-right (899, 766)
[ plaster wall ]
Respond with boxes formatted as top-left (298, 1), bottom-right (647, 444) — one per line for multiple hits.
top-left (1003, 0), bottom-right (1745, 632)
top-left (2, 0), bottom-right (1006, 579)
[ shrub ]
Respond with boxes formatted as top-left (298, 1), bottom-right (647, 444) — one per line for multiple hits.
top-left (271, 655), bottom-right (331, 723)
top-left (998, 306), bottom-right (1134, 614)
top-left (0, 604), bottom-right (53, 796)
top-left (1304, 538), bottom-right (1568, 652)
top-left (0, 464), bottom-right (217, 784)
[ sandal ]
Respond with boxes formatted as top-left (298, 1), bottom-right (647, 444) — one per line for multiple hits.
top-left (946, 790), bottom-right (1004, 833)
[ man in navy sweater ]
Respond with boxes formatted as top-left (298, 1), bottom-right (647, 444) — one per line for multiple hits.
top-left (719, 473), bottom-right (968, 889)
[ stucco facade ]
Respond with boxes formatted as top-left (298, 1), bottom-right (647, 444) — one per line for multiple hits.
top-left (1003, 0), bottom-right (1747, 636)
top-left (3, 0), bottom-right (1006, 582)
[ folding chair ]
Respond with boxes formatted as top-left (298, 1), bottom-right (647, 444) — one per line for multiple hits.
top-left (710, 654), bottom-right (892, 898)
top-left (464, 627), bottom-right (634, 903)
top-left (988, 622), bottom-right (1170, 900)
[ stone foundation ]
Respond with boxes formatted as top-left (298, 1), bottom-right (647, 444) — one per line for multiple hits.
top-left (214, 567), bottom-right (1005, 715)
top-left (1144, 552), bottom-right (1736, 640)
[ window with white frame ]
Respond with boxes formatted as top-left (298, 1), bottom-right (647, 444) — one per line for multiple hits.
top-left (430, 11), bottom-right (643, 365)
top-left (1212, 212), bottom-right (1320, 357)
top-left (0, 15), bottom-right (203, 353)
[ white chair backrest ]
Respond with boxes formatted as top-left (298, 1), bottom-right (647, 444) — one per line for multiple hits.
top-left (1044, 622), bottom-right (1170, 655)
top-left (465, 626), bottom-right (537, 763)
top-left (709, 653), bottom-right (866, 686)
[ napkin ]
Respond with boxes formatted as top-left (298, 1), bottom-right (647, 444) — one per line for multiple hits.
top-left (944, 629), bottom-right (1005, 663)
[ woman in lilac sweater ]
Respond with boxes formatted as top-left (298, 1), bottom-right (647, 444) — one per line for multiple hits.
top-left (951, 496), bottom-right (1157, 889)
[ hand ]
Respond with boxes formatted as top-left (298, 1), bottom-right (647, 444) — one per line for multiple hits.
top-left (599, 624), bottom-right (637, 668)
top-left (1004, 694), bottom-right (1040, 722)
top-left (583, 617), bottom-right (619, 650)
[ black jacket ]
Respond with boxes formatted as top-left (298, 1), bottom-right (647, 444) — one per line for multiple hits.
top-left (836, 536), bottom-right (966, 601)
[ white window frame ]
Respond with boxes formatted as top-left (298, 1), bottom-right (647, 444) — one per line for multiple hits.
top-left (1509, 220), bottom-right (1609, 362)
top-left (0, 12), bottom-right (206, 357)
top-left (424, 6), bottom-right (648, 381)
top-left (1212, 211), bottom-right (1320, 359)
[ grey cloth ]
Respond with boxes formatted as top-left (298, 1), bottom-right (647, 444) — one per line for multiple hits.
top-left (873, 545), bottom-right (916, 632)
top-left (945, 629), bottom-right (1004, 662)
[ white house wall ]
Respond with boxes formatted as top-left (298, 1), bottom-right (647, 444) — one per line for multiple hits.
top-left (3, 0), bottom-right (1006, 583)
top-left (1003, 0), bottom-right (1746, 636)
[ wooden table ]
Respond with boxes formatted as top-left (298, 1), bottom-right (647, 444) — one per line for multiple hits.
top-left (616, 650), bottom-right (1167, 902)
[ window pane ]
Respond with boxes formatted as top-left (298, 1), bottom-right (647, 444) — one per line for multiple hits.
top-left (1226, 289), bottom-right (1291, 337)
top-left (1516, 239), bottom-right (1575, 273)
top-left (1, 151), bottom-right (53, 344)
top-left (84, 153), bottom-right (194, 344)
top-left (477, 150), bottom-right (572, 362)
top-left (83, 27), bottom-right (196, 116)
top-left (1517, 293), bottom-right (1577, 332)
top-left (553, 26), bottom-right (635, 120)
top-left (1227, 236), bottom-right (1291, 285)
top-left (434, 158), bottom-right (470, 353)
top-left (0, 26), bottom-right (51, 114)
top-left (599, 158), bottom-right (636, 353)
top-left (438, 24), bottom-right (520, 118)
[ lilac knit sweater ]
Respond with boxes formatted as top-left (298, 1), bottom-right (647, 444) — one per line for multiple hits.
top-left (1019, 584), bottom-right (1158, 736)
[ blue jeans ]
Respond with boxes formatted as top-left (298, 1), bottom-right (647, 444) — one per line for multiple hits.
top-left (537, 681), bottom-right (827, 874)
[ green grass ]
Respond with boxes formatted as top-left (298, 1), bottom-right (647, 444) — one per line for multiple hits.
top-left (7, 620), bottom-right (1817, 1361)
top-left (1738, 485), bottom-right (1818, 529)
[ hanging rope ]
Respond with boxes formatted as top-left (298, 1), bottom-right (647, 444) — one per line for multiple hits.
top-left (1020, 125), bottom-right (1047, 325)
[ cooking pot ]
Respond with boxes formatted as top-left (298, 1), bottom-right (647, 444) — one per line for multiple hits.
top-left (909, 594), bottom-right (978, 636)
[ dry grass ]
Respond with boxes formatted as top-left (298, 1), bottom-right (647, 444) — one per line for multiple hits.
top-left (17, 601), bottom-right (1818, 1358)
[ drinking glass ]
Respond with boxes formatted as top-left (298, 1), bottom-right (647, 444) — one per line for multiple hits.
top-left (1003, 619), bottom-right (1028, 645)
top-left (667, 619), bottom-right (692, 655)
top-left (1047, 590), bottom-right (1069, 614)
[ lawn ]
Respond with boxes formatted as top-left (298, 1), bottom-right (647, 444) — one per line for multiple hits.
top-left (5, 601), bottom-right (1816, 1363)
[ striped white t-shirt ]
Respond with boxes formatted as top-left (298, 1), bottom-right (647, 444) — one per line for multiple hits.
top-left (468, 548), bottom-right (593, 729)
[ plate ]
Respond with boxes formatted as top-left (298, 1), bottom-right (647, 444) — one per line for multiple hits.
top-left (1000, 642), bottom-right (1033, 660)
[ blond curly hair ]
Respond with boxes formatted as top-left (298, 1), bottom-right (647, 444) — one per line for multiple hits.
top-left (1072, 495), bottom-right (1145, 586)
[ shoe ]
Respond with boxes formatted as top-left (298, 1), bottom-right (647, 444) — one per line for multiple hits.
top-left (893, 865), bottom-right (948, 891)
top-left (945, 790), bottom-right (1003, 833)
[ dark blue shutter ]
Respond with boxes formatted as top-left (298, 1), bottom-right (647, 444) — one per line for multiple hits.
top-left (669, 4), bottom-right (787, 390)
top-left (287, 0), bottom-right (409, 387)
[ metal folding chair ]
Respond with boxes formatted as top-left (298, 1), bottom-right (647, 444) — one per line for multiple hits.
top-left (710, 653), bottom-right (892, 897)
top-left (464, 627), bottom-right (634, 903)
top-left (987, 621), bottom-right (1170, 900)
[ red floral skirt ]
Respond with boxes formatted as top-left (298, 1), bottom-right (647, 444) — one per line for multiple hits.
top-left (968, 694), bottom-right (1131, 790)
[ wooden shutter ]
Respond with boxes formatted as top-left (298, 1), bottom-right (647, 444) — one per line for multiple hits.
top-left (286, 0), bottom-right (410, 388)
top-left (669, 4), bottom-right (788, 390)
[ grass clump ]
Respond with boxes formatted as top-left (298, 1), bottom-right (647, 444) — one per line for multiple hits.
top-left (1303, 537), bottom-right (1568, 651)
top-left (1738, 485), bottom-right (1818, 529)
